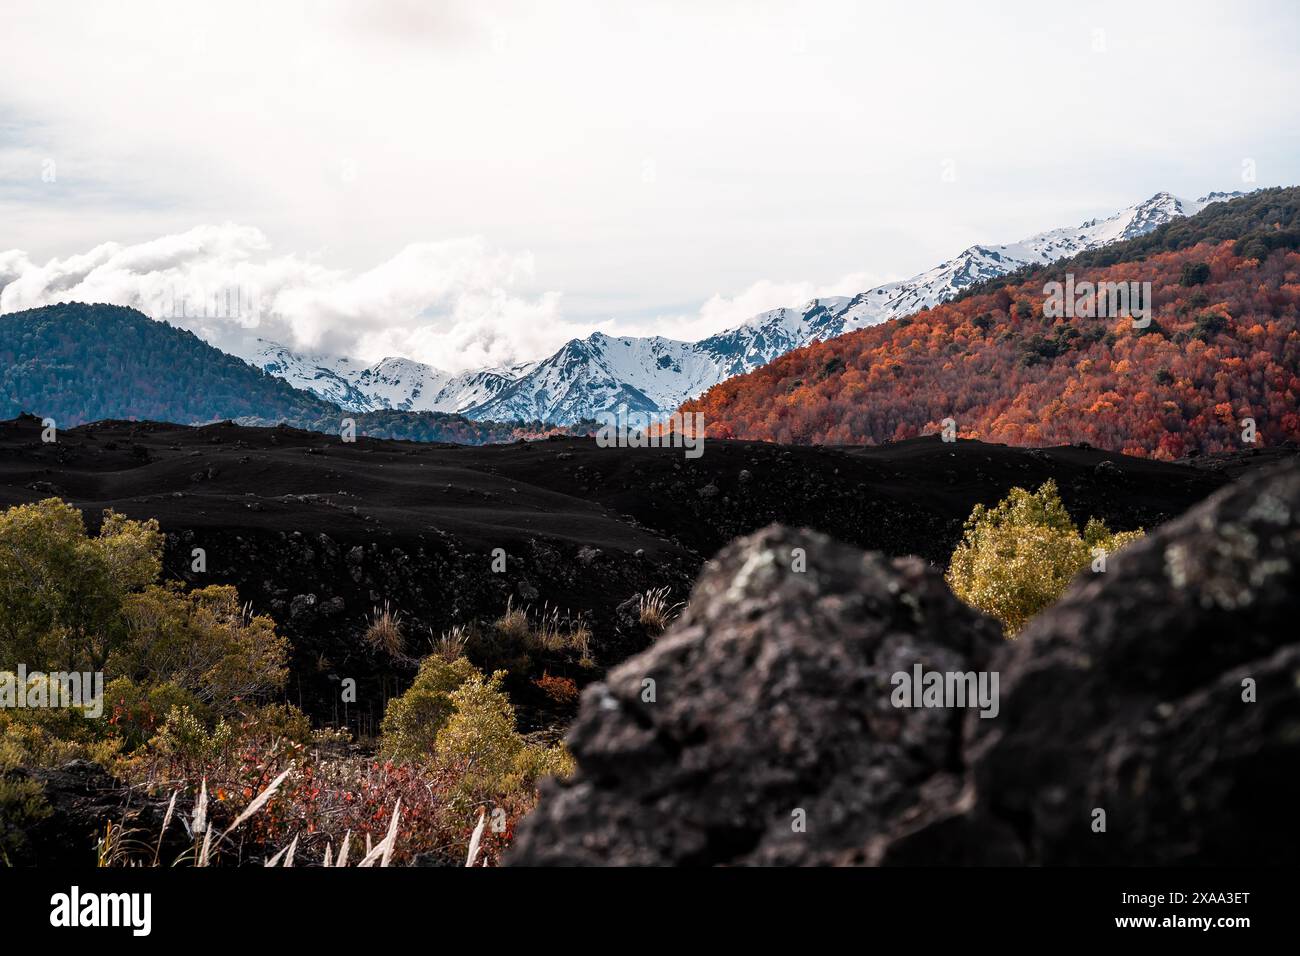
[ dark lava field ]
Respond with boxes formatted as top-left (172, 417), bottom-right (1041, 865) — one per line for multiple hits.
top-left (1, 413), bottom-right (1291, 724)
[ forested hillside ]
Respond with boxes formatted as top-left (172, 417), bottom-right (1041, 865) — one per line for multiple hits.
top-left (0, 302), bottom-right (574, 443)
top-left (0, 303), bottom-right (335, 426)
top-left (683, 238), bottom-right (1300, 457)
top-left (242, 407), bottom-right (593, 444)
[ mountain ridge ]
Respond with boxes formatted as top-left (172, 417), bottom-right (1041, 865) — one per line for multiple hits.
top-left (251, 191), bottom-right (1244, 424)
top-left (678, 186), bottom-right (1300, 457)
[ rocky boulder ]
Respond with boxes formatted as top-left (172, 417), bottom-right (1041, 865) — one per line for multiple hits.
top-left (506, 524), bottom-right (1004, 865)
top-left (6, 759), bottom-right (182, 866)
top-left (880, 458), bottom-right (1300, 865)
top-left (509, 460), bottom-right (1300, 866)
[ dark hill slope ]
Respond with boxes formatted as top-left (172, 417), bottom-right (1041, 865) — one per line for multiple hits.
top-left (0, 302), bottom-right (548, 443)
top-left (0, 303), bottom-right (335, 426)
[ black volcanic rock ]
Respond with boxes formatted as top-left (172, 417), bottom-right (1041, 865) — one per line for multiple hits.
top-left (511, 462), bottom-right (1300, 866)
top-left (880, 459), bottom-right (1300, 865)
top-left (7, 760), bottom-right (183, 867)
top-left (506, 524), bottom-right (1004, 866)
top-left (0, 416), bottom-right (701, 727)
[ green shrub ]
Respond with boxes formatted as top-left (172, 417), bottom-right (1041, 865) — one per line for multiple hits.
top-left (114, 583), bottom-right (288, 714)
top-left (514, 738), bottom-right (576, 787)
top-left (237, 702), bottom-right (312, 744)
top-left (382, 655), bottom-right (574, 814)
top-left (434, 669), bottom-right (525, 790)
top-left (0, 499), bottom-right (161, 672)
top-left (434, 669), bottom-right (574, 804)
top-left (104, 677), bottom-right (202, 752)
top-left (0, 675), bottom-right (121, 766)
top-left (0, 732), bottom-right (49, 863)
top-left (147, 706), bottom-right (234, 768)
top-left (1179, 261), bottom-right (1211, 286)
top-left (946, 480), bottom-right (1143, 635)
top-left (1191, 310), bottom-right (1229, 342)
top-left (379, 655), bottom-right (480, 763)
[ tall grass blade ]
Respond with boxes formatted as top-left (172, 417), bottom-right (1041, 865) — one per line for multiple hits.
top-left (153, 790), bottom-right (177, 867)
top-left (466, 809), bottom-right (487, 867)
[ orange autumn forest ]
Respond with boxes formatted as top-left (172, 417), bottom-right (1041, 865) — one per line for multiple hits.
top-left (682, 240), bottom-right (1300, 458)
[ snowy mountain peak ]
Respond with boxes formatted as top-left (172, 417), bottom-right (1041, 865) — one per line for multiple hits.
top-left (1196, 190), bottom-right (1247, 205)
top-left (252, 339), bottom-right (379, 411)
top-left (351, 357), bottom-right (454, 411)
top-left (247, 339), bottom-right (515, 415)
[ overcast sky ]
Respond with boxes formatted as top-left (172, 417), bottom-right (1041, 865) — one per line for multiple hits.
top-left (2, 0), bottom-right (1298, 371)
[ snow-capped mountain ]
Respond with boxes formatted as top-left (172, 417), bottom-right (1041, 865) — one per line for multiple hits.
top-left (249, 339), bottom-right (525, 414)
top-left (830, 191), bottom-right (1236, 328)
top-left (253, 341), bottom-right (380, 411)
top-left (463, 191), bottom-right (1241, 422)
top-left (253, 191), bottom-right (1243, 424)
top-left (460, 300), bottom-right (855, 422)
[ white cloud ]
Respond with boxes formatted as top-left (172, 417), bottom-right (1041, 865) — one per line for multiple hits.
top-left (0, 225), bottom-right (593, 373)
top-left (0, 221), bottom-right (909, 371)
top-left (3, 0), bottom-right (1294, 337)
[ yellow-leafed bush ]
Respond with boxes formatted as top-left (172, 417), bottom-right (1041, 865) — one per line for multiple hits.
top-left (379, 655), bottom-right (480, 763)
top-left (115, 583), bottom-right (288, 714)
top-left (433, 668), bottom-right (575, 802)
top-left (946, 480), bottom-right (1143, 635)
top-left (382, 656), bottom-right (574, 810)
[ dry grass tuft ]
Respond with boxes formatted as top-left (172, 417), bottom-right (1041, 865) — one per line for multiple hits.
top-left (532, 603), bottom-right (568, 652)
top-left (152, 790), bottom-right (177, 866)
top-left (465, 809), bottom-right (487, 867)
top-left (494, 597), bottom-right (531, 641)
top-left (356, 799), bottom-right (401, 867)
top-left (638, 586), bottom-right (684, 636)
top-left (494, 598), bottom-right (591, 660)
top-left (432, 624), bottom-right (469, 661)
top-left (96, 820), bottom-right (152, 868)
top-left (365, 600), bottom-right (406, 657)
top-left (566, 622), bottom-right (592, 663)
